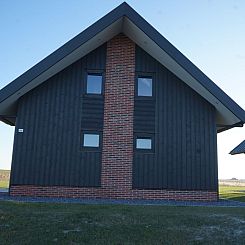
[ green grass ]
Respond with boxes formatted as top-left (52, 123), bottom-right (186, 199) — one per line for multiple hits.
top-left (0, 169), bottom-right (10, 178)
top-left (0, 169), bottom-right (10, 189)
top-left (0, 201), bottom-right (245, 244)
top-left (0, 180), bottom-right (9, 189)
top-left (219, 185), bottom-right (245, 202)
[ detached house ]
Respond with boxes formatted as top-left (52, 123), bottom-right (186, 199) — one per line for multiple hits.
top-left (0, 3), bottom-right (245, 201)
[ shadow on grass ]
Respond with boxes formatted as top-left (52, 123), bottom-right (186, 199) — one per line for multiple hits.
top-left (219, 186), bottom-right (245, 202)
top-left (220, 194), bottom-right (245, 202)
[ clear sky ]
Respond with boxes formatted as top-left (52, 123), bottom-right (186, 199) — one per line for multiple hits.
top-left (0, 0), bottom-right (244, 179)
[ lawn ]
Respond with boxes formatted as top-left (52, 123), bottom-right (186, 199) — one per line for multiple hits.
top-left (0, 180), bottom-right (9, 189)
top-left (0, 201), bottom-right (244, 244)
top-left (219, 185), bottom-right (245, 202)
top-left (0, 169), bottom-right (10, 189)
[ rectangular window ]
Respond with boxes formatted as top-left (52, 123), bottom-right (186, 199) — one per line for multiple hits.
top-left (137, 76), bottom-right (153, 97)
top-left (83, 133), bottom-right (100, 147)
top-left (86, 73), bottom-right (103, 94)
top-left (136, 137), bottom-right (152, 150)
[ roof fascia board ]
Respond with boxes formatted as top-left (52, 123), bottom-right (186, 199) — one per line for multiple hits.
top-left (123, 3), bottom-right (245, 123)
top-left (0, 2), bottom-right (127, 104)
top-left (230, 140), bottom-right (245, 155)
top-left (123, 18), bottom-right (241, 126)
top-left (217, 122), bottom-right (243, 133)
top-left (0, 2), bottom-right (244, 128)
top-left (0, 18), bottom-right (123, 115)
top-left (0, 116), bottom-right (15, 126)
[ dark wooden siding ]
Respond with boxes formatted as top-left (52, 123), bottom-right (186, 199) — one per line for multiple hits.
top-left (133, 46), bottom-right (218, 191)
top-left (10, 44), bottom-right (106, 187)
top-left (134, 100), bottom-right (155, 133)
top-left (81, 97), bottom-right (104, 130)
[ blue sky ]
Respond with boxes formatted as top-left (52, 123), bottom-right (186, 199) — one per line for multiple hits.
top-left (0, 0), bottom-right (244, 178)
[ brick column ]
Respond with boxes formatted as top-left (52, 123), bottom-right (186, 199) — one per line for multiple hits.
top-left (101, 34), bottom-right (135, 197)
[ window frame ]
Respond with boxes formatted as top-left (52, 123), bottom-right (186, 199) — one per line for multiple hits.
top-left (135, 73), bottom-right (155, 99)
top-left (81, 131), bottom-right (102, 151)
top-left (84, 70), bottom-right (104, 96)
top-left (134, 133), bottom-right (155, 152)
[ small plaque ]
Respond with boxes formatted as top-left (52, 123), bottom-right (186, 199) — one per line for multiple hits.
top-left (18, 129), bottom-right (24, 133)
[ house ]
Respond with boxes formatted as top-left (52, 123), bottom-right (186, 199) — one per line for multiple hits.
top-left (0, 3), bottom-right (245, 201)
top-left (230, 140), bottom-right (245, 155)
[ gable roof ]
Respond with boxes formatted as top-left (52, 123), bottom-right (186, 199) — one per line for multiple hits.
top-left (0, 2), bottom-right (245, 131)
top-left (230, 140), bottom-right (245, 155)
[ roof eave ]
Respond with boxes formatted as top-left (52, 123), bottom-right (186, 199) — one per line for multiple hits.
top-left (0, 2), bottom-right (245, 129)
top-left (217, 121), bottom-right (244, 133)
top-left (0, 2), bottom-right (128, 104)
top-left (0, 116), bottom-right (15, 126)
top-left (229, 140), bottom-right (245, 155)
top-left (122, 4), bottom-right (245, 124)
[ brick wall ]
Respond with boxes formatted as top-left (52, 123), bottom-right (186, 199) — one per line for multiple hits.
top-left (10, 185), bottom-right (218, 201)
top-left (101, 34), bottom-right (135, 192)
top-left (10, 34), bottom-right (218, 201)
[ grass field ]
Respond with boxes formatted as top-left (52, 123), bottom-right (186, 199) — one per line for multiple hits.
top-left (0, 169), bottom-right (10, 189)
top-left (0, 180), bottom-right (9, 189)
top-left (0, 171), bottom-right (244, 244)
top-left (0, 201), bottom-right (245, 244)
top-left (0, 169), bottom-right (10, 178)
top-left (219, 185), bottom-right (245, 202)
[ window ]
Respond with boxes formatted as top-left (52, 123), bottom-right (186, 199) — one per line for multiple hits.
top-left (86, 73), bottom-right (103, 94)
top-left (136, 137), bottom-right (152, 150)
top-left (83, 133), bottom-right (100, 147)
top-left (137, 76), bottom-right (152, 96)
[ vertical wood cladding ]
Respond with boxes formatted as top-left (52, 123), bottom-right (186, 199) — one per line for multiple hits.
top-left (81, 97), bottom-right (104, 130)
top-left (134, 100), bottom-right (155, 132)
top-left (10, 35), bottom-right (218, 197)
top-left (133, 46), bottom-right (218, 191)
top-left (10, 44), bottom-right (106, 187)
top-left (101, 34), bottom-right (135, 191)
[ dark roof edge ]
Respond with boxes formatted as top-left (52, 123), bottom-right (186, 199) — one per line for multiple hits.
top-left (0, 2), bottom-right (127, 104)
top-left (217, 121), bottom-right (244, 133)
top-left (124, 3), bottom-right (245, 123)
top-left (0, 116), bottom-right (15, 126)
top-left (230, 140), bottom-right (245, 155)
top-left (229, 152), bottom-right (245, 155)
top-left (0, 2), bottom-right (245, 123)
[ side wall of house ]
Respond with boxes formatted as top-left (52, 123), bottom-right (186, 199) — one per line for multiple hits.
top-left (10, 44), bottom-right (107, 187)
top-left (10, 34), bottom-right (218, 201)
top-left (133, 46), bottom-right (218, 191)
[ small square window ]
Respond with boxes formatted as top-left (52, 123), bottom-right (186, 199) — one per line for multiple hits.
top-left (137, 77), bottom-right (152, 96)
top-left (83, 133), bottom-right (100, 147)
top-left (86, 74), bottom-right (103, 94)
top-left (136, 138), bottom-right (152, 149)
